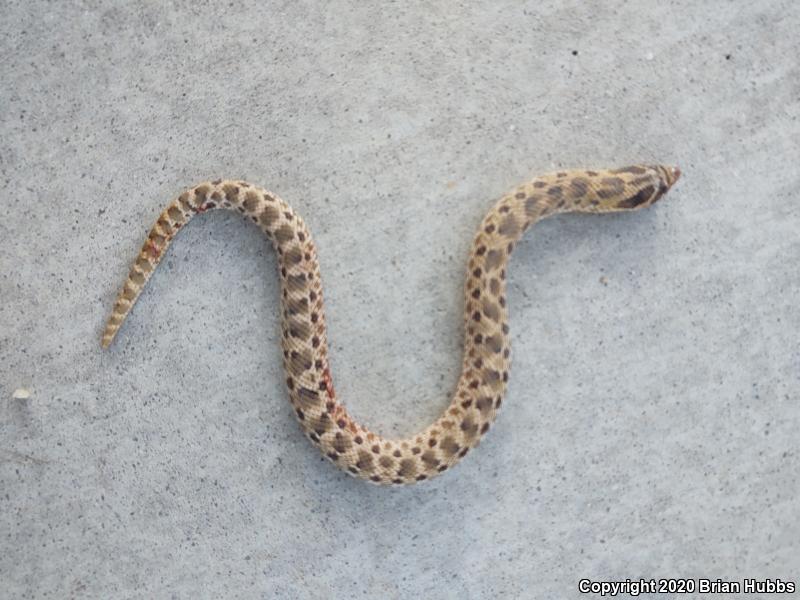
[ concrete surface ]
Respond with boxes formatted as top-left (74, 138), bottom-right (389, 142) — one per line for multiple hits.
top-left (2, 1), bottom-right (798, 598)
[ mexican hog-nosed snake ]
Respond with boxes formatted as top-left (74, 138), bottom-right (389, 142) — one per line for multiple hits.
top-left (102, 164), bottom-right (680, 485)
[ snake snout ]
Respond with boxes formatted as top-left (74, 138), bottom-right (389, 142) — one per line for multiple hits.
top-left (646, 165), bottom-right (681, 206)
top-left (660, 165), bottom-right (681, 189)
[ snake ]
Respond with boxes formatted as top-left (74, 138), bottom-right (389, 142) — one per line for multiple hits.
top-left (101, 164), bottom-right (680, 485)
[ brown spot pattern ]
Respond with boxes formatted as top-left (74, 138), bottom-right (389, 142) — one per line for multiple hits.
top-left (259, 205), bottom-right (280, 227)
top-left (498, 214), bottom-right (520, 238)
top-left (597, 177), bottom-right (625, 199)
top-left (243, 190), bottom-right (261, 213)
top-left (275, 224), bottom-right (295, 244)
top-left (484, 249), bottom-right (503, 271)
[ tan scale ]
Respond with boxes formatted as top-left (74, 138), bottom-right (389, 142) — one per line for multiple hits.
top-left (102, 165), bottom-right (681, 485)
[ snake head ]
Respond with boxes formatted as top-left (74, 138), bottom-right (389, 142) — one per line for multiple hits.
top-left (653, 165), bottom-right (681, 196)
top-left (609, 164), bottom-right (681, 211)
top-left (647, 164), bottom-right (681, 206)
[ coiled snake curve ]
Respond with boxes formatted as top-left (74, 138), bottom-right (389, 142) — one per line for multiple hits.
top-left (102, 164), bottom-right (680, 485)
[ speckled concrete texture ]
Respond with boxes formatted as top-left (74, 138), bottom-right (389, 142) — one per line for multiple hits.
top-left (2, 1), bottom-right (798, 598)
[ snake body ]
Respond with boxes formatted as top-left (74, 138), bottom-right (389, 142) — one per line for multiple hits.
top-left (102, 165), bottom-right (680, 485)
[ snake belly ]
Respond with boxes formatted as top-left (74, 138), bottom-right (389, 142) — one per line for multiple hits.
top-left (102, 165), bottom-right (680, 485)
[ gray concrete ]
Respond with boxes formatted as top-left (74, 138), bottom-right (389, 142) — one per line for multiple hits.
top-left (2, 1), bottom-right (798, 598)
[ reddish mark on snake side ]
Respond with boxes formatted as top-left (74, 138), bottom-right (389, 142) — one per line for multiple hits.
top-left (146, 240), bottom-right (160, 258)
top-left (322, 367), bottom-right (335, 400)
